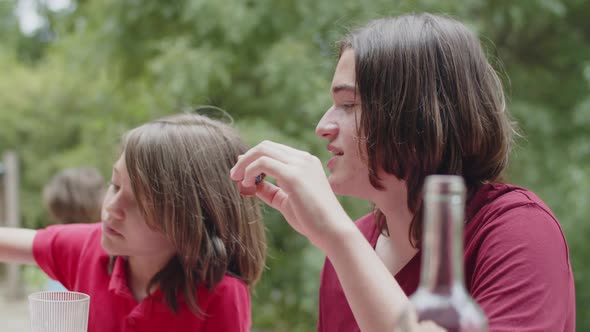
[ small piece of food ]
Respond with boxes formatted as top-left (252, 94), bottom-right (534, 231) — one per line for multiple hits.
top-left (255, 173), bottom-right (266, 185)
top-left (238, 173), bottom-right (266, 196)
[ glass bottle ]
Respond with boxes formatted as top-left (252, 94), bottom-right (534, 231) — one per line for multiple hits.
top-left (397, 175), bottom-right (487, 332)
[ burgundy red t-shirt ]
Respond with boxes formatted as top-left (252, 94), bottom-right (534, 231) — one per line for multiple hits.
top-left (33, 223), bottom-right (252, 332)
top-left (318, 184), bottom-right (575, 332)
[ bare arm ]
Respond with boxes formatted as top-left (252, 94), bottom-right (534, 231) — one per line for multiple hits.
top-left (230, 141), bottom-right (411, 332)
top-left (323, 220), bottom-right (410, 332)
top-left (0, 227), bottom-right (37, 264)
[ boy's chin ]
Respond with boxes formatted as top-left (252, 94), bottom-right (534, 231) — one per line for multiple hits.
top-left (100, 236), bottom-right (121, 256)
top-left (328, 177), bottom-right (349, 195)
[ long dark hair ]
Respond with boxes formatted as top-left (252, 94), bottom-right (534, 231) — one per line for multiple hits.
top-left (339, 14), bottom-right (517, 247)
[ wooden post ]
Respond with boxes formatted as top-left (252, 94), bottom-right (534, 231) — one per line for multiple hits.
top-left (0, 161), bottom-right (4, 278)
top-left (0, 160), bottom-right (4, 227)
top-left (3, 152), bottom-right (23, 299)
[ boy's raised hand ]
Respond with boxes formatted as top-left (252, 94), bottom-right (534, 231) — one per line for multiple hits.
top-left (230, 140), bottom-right (353, 251)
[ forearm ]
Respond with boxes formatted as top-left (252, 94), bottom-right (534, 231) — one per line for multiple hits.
top-left (0, 227), bottom-right (37, 264)
top-left (323, 223), bottom-right (409, 332)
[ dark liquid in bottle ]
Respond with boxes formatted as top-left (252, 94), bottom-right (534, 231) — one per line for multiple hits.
top-left (417, 307), bottom-right (460, 332)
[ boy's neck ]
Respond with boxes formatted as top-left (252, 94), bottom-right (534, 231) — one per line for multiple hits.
top-left (372, 178), bottom-right (417, 275)
top-left (127, 253), bottom-right (174, 302)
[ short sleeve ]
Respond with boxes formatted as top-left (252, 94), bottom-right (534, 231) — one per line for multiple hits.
top-left (470, 203), bottom-right (575, 331)
top-left (201, 276), bottom-right (252, 332)
top-left (33, 223), bottom-right (99, 290)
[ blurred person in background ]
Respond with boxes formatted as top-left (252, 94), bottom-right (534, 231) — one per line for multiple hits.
top-left (41, 166), bottom-right (106, 291)
top-left (43, 167), bottom-right (106, 225)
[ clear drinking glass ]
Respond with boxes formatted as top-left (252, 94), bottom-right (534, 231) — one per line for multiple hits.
top-left (28, 291), bottom-right (90, 332)
top-left (397, 175), bottom-right (488, 332)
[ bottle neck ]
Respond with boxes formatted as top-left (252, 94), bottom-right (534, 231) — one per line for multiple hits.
top-left (419, 192), bottom-right (465, 294)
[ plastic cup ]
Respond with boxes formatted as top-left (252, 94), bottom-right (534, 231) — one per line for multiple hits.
top-left (28, 291), bottom-right (90, 332)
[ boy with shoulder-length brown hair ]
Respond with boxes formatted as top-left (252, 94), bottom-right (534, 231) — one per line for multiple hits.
top-left (1, 112), bottom-right (266, 332)
top-left (122, 113), bottom-right (266, 313)
top-left (231, 13), bottom-right (575, 332)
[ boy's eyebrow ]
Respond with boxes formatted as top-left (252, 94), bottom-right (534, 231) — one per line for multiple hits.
top-left (331, 84), bottom-right (357, 94)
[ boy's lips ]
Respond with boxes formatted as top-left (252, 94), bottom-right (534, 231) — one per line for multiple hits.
top-left (102, 222), bottom-right (123, 237)
top-left (327, 154), bottom-right (341, 170)
top-left (327, 144), bottom-right (344, 156)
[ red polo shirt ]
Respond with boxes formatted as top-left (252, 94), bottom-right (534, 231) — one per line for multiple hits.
top-left (318, 183), bottom-right (575, 332)
top-left (33, 223), bottom-right (252, 332)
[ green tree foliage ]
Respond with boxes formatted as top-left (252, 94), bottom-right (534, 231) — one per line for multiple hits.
top-left (0, 0), bottom-right (588, 330)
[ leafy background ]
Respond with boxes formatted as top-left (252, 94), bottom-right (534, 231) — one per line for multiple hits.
top-left (0, 0), bottom-right (588, 331)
